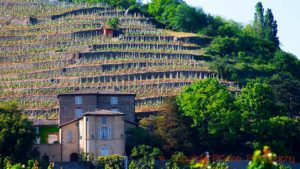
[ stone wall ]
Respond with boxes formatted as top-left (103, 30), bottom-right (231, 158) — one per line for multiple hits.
top-left (97, 95), bottom-right (136, 123)
top-left (53, 162), bottom-right (93, 169)
top-left (33, 144), bottom-right (61, 162)
top-left (0, 16), bottom-right (36, 26)
top-left (59, 95), bottom-right (97, 125)
top-left (51, 7), bottom-right (115, 20)
top-left (58, 94), bottom-right (136, 125)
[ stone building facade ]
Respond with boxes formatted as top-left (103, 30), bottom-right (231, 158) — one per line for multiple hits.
top-left (60, 110), bottom-right (125, 161)
top-left (55, 89), bottom-right (136, 161)
top-left (57, 89), bottom-right (136, 126)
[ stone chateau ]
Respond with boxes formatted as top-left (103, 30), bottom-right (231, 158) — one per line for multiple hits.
top-left (34, 89), bottom-right (137, 162)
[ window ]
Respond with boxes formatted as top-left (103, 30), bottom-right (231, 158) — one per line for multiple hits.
top-left (75, 96), bottom-right (82, 105)
top-left (75, 108), bottom-right (83, 118)
top-left (101, 117), bottom-right (107, 124)
top-left (100, 146), bottom-right (110, 156)
top-left (98, 127), bottom-right (111, 139)
top-left (67, 130), bottom-right (73, 143)
top-left (111, 96), bottom-right (118, 105)
top-left (111, 108), bottom-right (119, 113)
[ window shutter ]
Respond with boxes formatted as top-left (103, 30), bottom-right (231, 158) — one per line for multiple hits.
top-left (98, 127), bottom-right (101, 139)
top-left (108, 127), bottom-right (112, 139)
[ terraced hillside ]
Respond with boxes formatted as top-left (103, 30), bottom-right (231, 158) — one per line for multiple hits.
top-left (0, 0), bottom-right (238, 120)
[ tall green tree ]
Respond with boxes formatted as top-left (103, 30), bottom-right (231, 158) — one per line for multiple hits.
top-left (253, 2), bottom-right (265, 38)
top-left (264, 9), bottom-right (279, 47)
top-left (0, 101), bottom-right (36, 163)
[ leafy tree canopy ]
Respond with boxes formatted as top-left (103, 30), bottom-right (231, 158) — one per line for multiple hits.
top-left (176, 79), bottom-right (241, 152)
top-left (0, 101), bottom-right (36, 163)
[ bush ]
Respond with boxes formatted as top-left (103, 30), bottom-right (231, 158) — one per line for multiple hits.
top-left (70, 153), bottom-right (79, 162)
top-left (97, 154), bottom-right (125, 169)
top-left (129, 145), bottom-right (160, 169)
top-left (165, 152), bottom-right (189, 169)
top-left (106, 18), bottom-right (120, 30)
top-left (247, 146), bottom-right (291, 169)
top-left (2, 159), bottom-right (41, 169)
top-left (80, 152), bottom-right (95, 161)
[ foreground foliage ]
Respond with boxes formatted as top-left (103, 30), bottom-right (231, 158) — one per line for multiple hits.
top-left (247, 146), bottom-right (291, 169)
top-left (0, 101), bottom-right (36, 163)
top-left (129, 145), bottom-right (160, 169)
top-left (97, 154), bottom-right (125, 169)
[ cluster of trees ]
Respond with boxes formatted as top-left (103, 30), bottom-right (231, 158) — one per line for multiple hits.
top-left (253, 2), bottom-right (279, 47)
top-left (147, 0), bottom-right (208, 32)
top-left (206, 2), bottom-right (300, 85)
top-left (127, 78), bottom-right (300, 160)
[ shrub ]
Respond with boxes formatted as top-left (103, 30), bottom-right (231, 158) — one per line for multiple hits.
top-left (97, 154), bottom-right (125, 169)
top-left (129, 145), bottom-right (160, 169)
top-left (70, 153), bottom-right (79, 162)
top-left (106, 18), bottom-right (120, 30)
top-left (165, 152), bottom-right (189, 169)
top-left (247, 146), bottom-right (291, 169)
top-left (80, 152), bottom-right (95, 161)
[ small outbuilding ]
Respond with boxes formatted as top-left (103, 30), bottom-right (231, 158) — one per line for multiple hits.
top-left (102, 25), bottom-right (113, 36)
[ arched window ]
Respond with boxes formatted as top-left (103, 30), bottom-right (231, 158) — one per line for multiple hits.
top-left (100, 146), bottom-right (110, 156)
top-left (67, 130), bottom-right (73, 143)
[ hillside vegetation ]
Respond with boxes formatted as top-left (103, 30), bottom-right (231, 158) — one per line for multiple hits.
top-left (59, 0), bottom-right (300, 159)
top-left (0, 0), bottom-right (299, 121)
top-left (66, 0), bottom-right (300, 116)
top-left (0, 0), bottom-right (234, 119)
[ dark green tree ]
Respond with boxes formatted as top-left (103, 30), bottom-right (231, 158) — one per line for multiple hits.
top-left (269, 73), bottom-right (300, 117)
top-left (126, 127), bottom-right (161, 156)
top-left (272, 50), bottom-right (300, 80)
top-left (209, 57), bottom-right (237, 80)
top-left (264, 9), bottom-right (279, 47)
top-left (234, 80), bottom-right (299, 153)
top-left (170, 3), bottom-right (207, 32)
top-left (206, 36), bottom-right (239, 57)
top-left (176, 79), bottom-right (241, 152)
top-left (139, 98), bottom-right (197, 155)
top-left (0, 101), bottom-right (36, 163)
